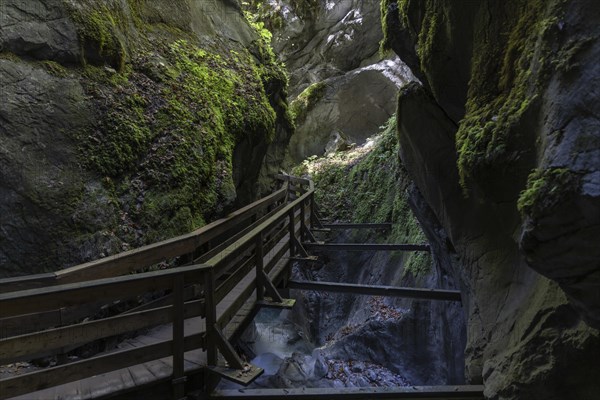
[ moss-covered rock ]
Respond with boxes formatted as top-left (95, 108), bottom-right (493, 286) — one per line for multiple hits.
top-left (289, 81), bottom-right (327, 125)
top-left (0, 0), bottom-right (294, 275)
top-left (385, 0), bottom-right (600, 397)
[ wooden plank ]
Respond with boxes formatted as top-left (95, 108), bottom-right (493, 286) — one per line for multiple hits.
top-left (217, 274), bottom-right (257, 331)
top-left (212, 240), bottom-right (255, 281)
top-left (0, 299), bottom-right (205, 364)
top-left (303, 243), bottom-right (430, 252)
top-left (172, 275), bottom-right (185, 399)
top-left (195, 202), bottom-right (286, 264)
top-left (321, 223), bottom-right (393, 230)
top-left (0, 332), bottom-right (205, 399)
top-left (287, 281), bottom-right (462, 301)
top-left (265, 240), bottom-right (290, 275)
top-left (0, 273), bottom-right (57, 294)
top-left (0, 310), bottom-right (62, 338)
top-left (1, 294), bottom-right (156, 338)
top-left (215, 258), bottom-right (255, 304)
top-left (211, 386), bottom-right (485, 399)
top-left (52, 188), bottom-right (286, 284)
top-left (0, 264), bottom-right (209, 318)
top-left (0, 339), bottom-right (171, 399)
top-left (274, 174), bottom-right (312, 188)
top-left (123, 284), bottom-right (199, 315)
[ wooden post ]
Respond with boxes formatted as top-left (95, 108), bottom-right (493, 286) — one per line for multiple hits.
top-left (205, 268), bottom-right (217, 367)
top-left (309, 193), bottom-right (315, 229)
top-left (300, 200), bottom-right (306, 242)
top-left (255, 232), bottom-right (265, 301)
top-left (172, 274), bottom-right (186, 400)
top-left (288, 209), bottom-right (296, 262)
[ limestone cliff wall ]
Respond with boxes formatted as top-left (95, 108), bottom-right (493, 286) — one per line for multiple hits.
top-left (382, 0), bottom-right (600, 398)
top-left (0, 0), bottom-right (293, 276)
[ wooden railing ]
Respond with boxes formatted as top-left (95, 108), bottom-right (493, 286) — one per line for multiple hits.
top-left (0, 187), bottom-right (289, 339)
top-left (0, 186), bottom-right (289, 293)
top-left (0, 175), bottom-right (316, 400)
top-left (0, 175), bottom-right (475, 400)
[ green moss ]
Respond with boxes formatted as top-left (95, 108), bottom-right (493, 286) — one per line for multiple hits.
top-left (59, 0), bottom-right (289, 245)
top-left (242, 8), bottom-right (294, 134)
top-left (552, 37), bottom-right (595, 74)
top-left (40, 60), bottom-right (70, 77)
top-left (379, 0), bottom-right (409, 54)
top-left (453, 0), bottom-right (568, 190)
top-left (517, 168), bottom-right (580, 219)
top-left (290, 81), bottom-right (327, 124)
top-left (306, 116), bottom-right (430, 277)
top-left (0, 51), bottom-right (22, 62)
top-left (65, 2), bottom-right (130, 71)
top-left (416, 0), bottom-right (441, 73)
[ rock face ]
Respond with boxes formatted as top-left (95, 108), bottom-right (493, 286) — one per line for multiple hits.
top-left (246, 0), bottom-right (414, 163)
top-left (287, 59), bottom-right (412, 163)
top-left (0, 0), bottom-right (293, 276)
top-left (253, 0), bottom-right (385, 97)
top-left (383, 0), bottom-right (600, 398)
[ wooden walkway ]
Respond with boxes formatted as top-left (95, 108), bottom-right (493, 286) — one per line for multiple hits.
top-left (0, 175), bottom-right (476, 399)
top-left (8, 234), bottom-right (292, 400)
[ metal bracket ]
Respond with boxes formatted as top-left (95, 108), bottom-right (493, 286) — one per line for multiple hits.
top-left (257, 297), bottom-right (296, 309)
top-left (207, 364), bottom-right (264, 386)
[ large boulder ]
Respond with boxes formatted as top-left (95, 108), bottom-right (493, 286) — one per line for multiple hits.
top-left (287, 58), bottom-right (412, 163)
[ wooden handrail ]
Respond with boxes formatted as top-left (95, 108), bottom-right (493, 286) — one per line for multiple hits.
top-left (0, 187), bottom-right (287, 292)
top-left (0, 264), bottom-right (210, 318)
top-left (53, 187), bottom-right (287, 283)
top-left (0, 299), bottom-right (205, 364)
top-left (0, 176), bottom-right (317, 399)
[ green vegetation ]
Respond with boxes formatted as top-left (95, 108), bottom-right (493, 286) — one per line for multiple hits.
top-left (379, 0), bottom-right (409, 53)
top-left (65, 0), bottom-right (137, 71)
top-left (383, 0), bottom-right (571, 193)
top-left (59, 0), bottom-right (290, 243)
top-left (299, 116), bottom-right (431, 277)
top-left (517, 168), bottom-right (580, 219)
top-left (243, 0), bottom-right (319, 24)
top-left (453, 0), bottom-right (567, 189)
top-left (290, 81), bottom-right (327, 124)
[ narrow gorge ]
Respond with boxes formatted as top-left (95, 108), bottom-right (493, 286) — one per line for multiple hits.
top-left (0, 1), bottom-right (599, 399)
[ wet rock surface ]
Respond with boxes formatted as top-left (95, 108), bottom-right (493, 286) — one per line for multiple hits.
top-left (0, 0), bottom-right (80, 63)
